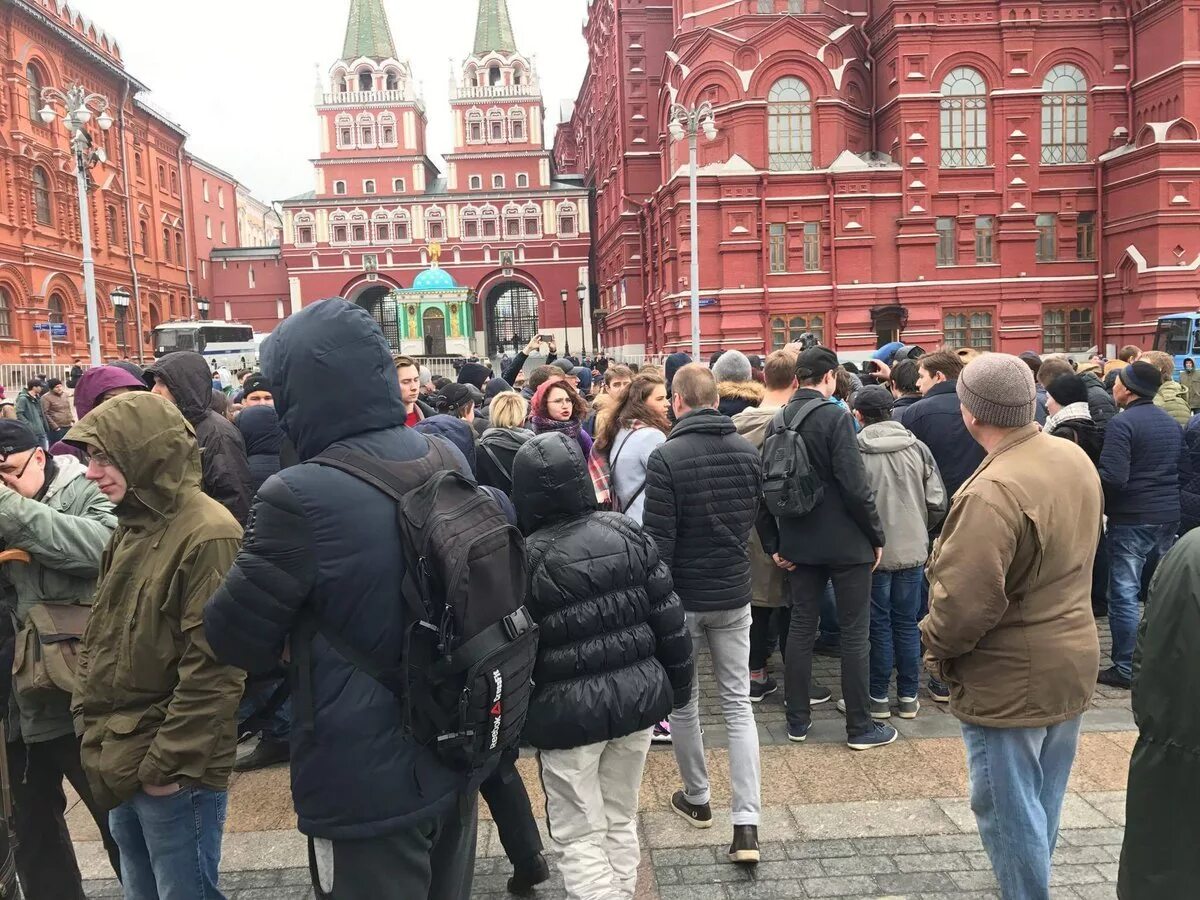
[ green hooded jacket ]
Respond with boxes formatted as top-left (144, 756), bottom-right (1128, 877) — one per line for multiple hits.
top-left (66, 392), bottom-right (244, 811)
top-left (1154, 380), bottom-right (1192, 426)
top-left (1118, 530), bottom-right (1200, 899)
top-left (0, 454), bottom-right (115, 743)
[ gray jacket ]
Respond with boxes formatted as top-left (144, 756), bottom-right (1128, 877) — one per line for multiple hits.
top-left (857, 420), bottom-right (947, 571)
top-left (610, 426), bottom-right (666, 525)
top-left (0, 455), bottom-right (116, 742)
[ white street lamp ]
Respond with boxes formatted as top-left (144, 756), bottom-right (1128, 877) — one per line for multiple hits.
top-left (667, 100), bottom-right (717, 361)
top-left (40, 84), bottom-right (113, 367)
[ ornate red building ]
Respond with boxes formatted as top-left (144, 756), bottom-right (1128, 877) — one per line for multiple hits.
top-left (556, 0), bottom-right (1200, 358)
top-left (277, 0), bottom-right (593, 356)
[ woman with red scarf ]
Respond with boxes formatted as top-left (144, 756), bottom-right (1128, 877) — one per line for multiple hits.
top-left (530, 379), bottom-right (593, 457)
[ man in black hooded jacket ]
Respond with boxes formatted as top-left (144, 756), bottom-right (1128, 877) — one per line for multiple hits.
top-left (146, 351), bottom-right (251, 524)
top-left (204, 299), bottom-right (477, 900)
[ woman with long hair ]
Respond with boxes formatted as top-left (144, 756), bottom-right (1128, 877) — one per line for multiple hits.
top-left (592, 373), bottom-right (671, 525)
top-left (530, 378), bottom-right (593, 457)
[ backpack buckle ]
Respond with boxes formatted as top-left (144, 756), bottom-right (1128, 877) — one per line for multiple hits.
top-left (503, 608), bottom-right (532, 640)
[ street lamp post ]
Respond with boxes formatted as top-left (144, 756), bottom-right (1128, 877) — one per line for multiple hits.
top-left (559, 289), bottom-right (571, 357)
top-left (668, 101), bottom-right (717, 361)
top-left (197, 297), bottom-right (211, 320)
top-left (110, 288), bottom-right (130, 358)
top-left (39, 85), bottom-right (114, 367)
top-left (577, 283), bottom-right (588, 356)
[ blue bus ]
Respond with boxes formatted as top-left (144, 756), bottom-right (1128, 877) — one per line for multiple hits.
top-left (1153, 313), bottom-right (1200, 375)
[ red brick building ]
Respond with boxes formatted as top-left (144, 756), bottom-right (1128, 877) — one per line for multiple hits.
top-left (186, 155), bottom-right (241, 313)
top-left (556, 0), bottom-right (1200, 358)
top-left (277, 0), bottom-right (593, 356)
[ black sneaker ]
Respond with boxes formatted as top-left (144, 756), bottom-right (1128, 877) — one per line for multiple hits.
top-left (728, 825), bottom-right (760, 864)
top-left (670, 791), bottom-right (713, 829)
top-left (750, 676), bottom-right (778, 703)
top-left (507, 853), bottom-right (550, 896)
top-left (809, 685), bottom-right (833, 706)
top-left (928, 679), bottom-right (951, 703)
top-left (847, 722), bottom-right (899, 751)
top-left (1097, 666), bottom-right (1131, 690)
top-left (234, 738), bottom-right (289, 772)
top-left (787, 722), bottom-right (810, 743)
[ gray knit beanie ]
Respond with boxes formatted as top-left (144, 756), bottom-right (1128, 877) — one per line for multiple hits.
top-left (712, 349), bottom-right (752, 383)
top-left (956, 353), bottom-right (1037, 428)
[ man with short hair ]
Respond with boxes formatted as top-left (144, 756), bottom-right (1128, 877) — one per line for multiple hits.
top-left (758, 348), bottom-right (895, 750)
top-left (241, 374), bottom-right (274, 408)
top-left (888, 359), bottom-right (923, 424)
top-left (523, 364), bottom-right (564, 401)
top-left (921, 353), bottom-right (1102, 900)
top-left (583, 364), bottom-right (634, 436)
top-left (68, 392), bottom-right (245, 899)
top-left (642, 364), bottom-right (764, 864)
top-left (1118, 345), bottom-right (1141, 364)
top-left (16, 380), bottom-right (48, 449)
top-left (1038, 357), bottom-right (1116, 427)
top-left (394, 355), bottom-right (433, 427)
top-left (0, 421), bottom-right (120, 896)
top-left (40, 378), bottom-right (73, 444)
top-left (1098, 360), bottom-right (1183, 689)
top-left (907, 350), bottom-right (986, 498)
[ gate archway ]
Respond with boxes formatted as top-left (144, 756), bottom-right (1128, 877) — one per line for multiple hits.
top-left (485, 281), bottom-right (539, 357)
top-left (351, 284), bottom-right (400, 350)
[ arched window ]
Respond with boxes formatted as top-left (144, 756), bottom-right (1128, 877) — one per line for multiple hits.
top-left (770, 314), bottom-right (825, 350)
top-left (357, 113), bottom-right (376, 148)
top-left (509, 108), bottom-right (527, 142)
top-left (461, 206), bottom-right (480, 239)
top-left (32, 166), bottom-right (52, 225)
top-left (48, 294), bottom-right (65, 333)
top-left (134, 151), bottom-right (143, 178)
top-left (767, 77), bottom-right (814, 171)
top-left (487, 109), bottom-right (505, 143)
top-left (139, 219), bottom-right (148, 253)
top-left (523, 202), bottom-right (541, 237)
top-left (425, 207), bottom-right (445, 241)
top-left (469, 175), bottom-right (483, 190)
top-left (378, 112), bottom-right (397, 146)
top-left (393, 210), bottom-right (411, 242)
top-left (175, 231), bottom-right (184, 263)
top-left (105, 205), bottom-right (119, 244)
top-left (372, 210), bottom-right (391, 243)
top-left (294, 213), bottom-right (315, 245)
top-left (940, 67), bottom-right (988, 168)
top-left (557, 202), bottom-right (578, 236)
top-left (516, 173), bottom-right (529, 188)
top-left (385, 69), bottom-right (400, 91)
top-left (162, 227), bottom-right (173, 262)
top-left (467, 109), bottom-right (484, 144)
top-left (480, 206), bottom-right (499, 239)
top-left (336, 113), bottom-right (354, 148)
top-left (503, 203), bottom-right (522, 238)
top-left (329, 213), bottom-right (349, 244)
top-left (358, 68), bottom-right (373, 91)
top-left (26, 63), bottom-right (45, 121)
top-left (169, 169), bottom-right (178, 195)
top-left (349, 211), bottom-right (368, 243)
top-left (0, 286), bottom-right (11, 338)
top-left (489, 65), bottom-right (501, 86)
top-left (1041, 64), bottom-right (1088, 164)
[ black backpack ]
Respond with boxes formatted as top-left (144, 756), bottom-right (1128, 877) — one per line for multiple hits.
top-left (761, 399), bottom-right (827, 518)
top-left (306, 437), bottom-right (537, 781)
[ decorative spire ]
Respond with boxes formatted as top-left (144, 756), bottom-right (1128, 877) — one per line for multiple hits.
top-left (342, 0), bottom-right (397, 61)
top-left (473, 0), bottom-right (517, 56)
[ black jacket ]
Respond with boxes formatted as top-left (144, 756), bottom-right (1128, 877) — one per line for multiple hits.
top-left (1179, 415), bottom-right (1200, 533)
top-left (1099, 399), bottom-right (1183, 526)
top-left (1080, 372), bottom-right (1118, 427)
top-left (1047, 417), bottom-right (1104, 467)
top-left (205, 298), bottom-right (468, 840)
top-left (477, 427), bottom-right (534, 494)
top-left (236, 405), bottom-right (284, 496)
top-left (146, 352), bottom-right (252, 525)
top-left (512, 433), bottom-right (692, 751)
top-left (757, 390), bottom-right (885, 567)
top-left (891, 393), bottom-right (922, 425)
top-left (642, 408), bottom-right (762, 611)
top-left (904, 381), bottom-right (986, 497)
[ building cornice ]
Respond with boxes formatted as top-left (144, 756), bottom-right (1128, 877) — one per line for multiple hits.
top-left (8, 0), bottom-right (148, 92)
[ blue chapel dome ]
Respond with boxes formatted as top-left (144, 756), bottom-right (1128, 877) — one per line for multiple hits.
top-left (411, 264), bottom-right (458, 291)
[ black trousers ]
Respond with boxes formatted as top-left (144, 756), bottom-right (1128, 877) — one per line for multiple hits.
top-left (784, 564), bottom-right (873, 738)
top-left (7, 734), bottom-right (120, 900)
top-left (479, 748), bottom-right (542, 871)
top-left (310, 793), bottom-right (478, 900)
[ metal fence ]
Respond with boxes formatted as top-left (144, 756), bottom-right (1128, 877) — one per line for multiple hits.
top-left (0, 363), bottom-right (79, 392)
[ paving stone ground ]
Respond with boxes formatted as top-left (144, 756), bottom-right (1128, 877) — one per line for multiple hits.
top-left (79, 620), bottom-right (1131, 899)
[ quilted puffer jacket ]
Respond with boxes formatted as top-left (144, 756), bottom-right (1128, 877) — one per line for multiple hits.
top-left (642, 408), bottom-right (763, 612)
top-left (1178, 415), bottom-right (1200, 534)
top-left (1099, 399), bottom-right (1183, 526)
top-left (512, 433), bottom-right (693, 751)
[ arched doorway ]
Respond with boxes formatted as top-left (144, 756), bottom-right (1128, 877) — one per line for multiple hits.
top-left (355, 285), bottom-right (400, 350)
top-left (423, 308), bottom-right (447, 356)
top-left (485, 281), bottom-right (539, 357)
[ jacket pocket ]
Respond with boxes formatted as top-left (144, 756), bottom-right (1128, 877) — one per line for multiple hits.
top-left (117, 585), bottom-right (176, 696)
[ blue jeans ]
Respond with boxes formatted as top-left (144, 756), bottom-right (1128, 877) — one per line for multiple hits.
top-left (869, 567), bottom-right (923, 699)
top-left (961, 717), bottom-right (1082, 900)
top-left (1107, 523), bottom-right (1178, 678)
top-left (237, 676), bottom-right (291, 742)
top-left (109, 787), bottom-right (228, 900)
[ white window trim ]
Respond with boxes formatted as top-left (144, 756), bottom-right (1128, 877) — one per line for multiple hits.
top-left (516, 173), bottom-right (529, 188)
top-left (492, 174), bottom-right (505, 189)
top-left (333, 181), bottom-right (347, 195)
top-left (363, 180), bottom-right (377, 194)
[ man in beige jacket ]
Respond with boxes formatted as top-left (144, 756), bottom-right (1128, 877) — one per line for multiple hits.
top-left (920, 353), bottom-right (1103, 900)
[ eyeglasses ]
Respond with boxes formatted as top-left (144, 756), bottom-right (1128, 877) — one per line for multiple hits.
top-left (0, 450), bottom-right (38, 481)
top-left (89, 451), bottom-right (116, 467)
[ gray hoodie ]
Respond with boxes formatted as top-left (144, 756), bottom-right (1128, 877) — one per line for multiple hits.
top-left (857, 420), bottom-right (948, 571)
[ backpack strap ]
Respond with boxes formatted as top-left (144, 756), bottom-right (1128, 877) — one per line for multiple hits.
top-left (478, 441), bottom-right (512, 488)
top-left (607, 429), bottom-right (647, 513)
top-left (782, 398), bottom-right (828, 431)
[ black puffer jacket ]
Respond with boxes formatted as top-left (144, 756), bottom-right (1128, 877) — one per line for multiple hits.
top-left (757, 390), bottom-right (885, 567)
top-left (477, 427), bottom-right (534, 494)
top-left (642, 408), bottom-right (762, 611)
top-left (904, 381), bottom-right (987, 497)
top-left (1180, 416), bottom-right (1200, 534)
top-left (513, 433), bottom-right (692, 750)
top-left (146, 352), bottom-right (251, 525)
top-left (1080, 371), bottom-right (1118, 427)
top-left (236, 405), bottom-right (284, 496)
top-left (205, 299), bottom-right (469, 840)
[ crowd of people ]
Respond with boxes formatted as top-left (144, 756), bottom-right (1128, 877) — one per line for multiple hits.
top-left (0, 303), bottom-right (1191, 899)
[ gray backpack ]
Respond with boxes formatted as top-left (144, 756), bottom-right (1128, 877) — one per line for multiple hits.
top-left (761, 399), bottom-right (827, 518)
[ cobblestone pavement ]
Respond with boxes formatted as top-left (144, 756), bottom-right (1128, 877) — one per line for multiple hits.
top-left (79, 620), bottom-right (1131, 899)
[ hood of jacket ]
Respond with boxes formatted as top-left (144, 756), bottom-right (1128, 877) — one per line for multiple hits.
top-left (664, 352), bottom-right (692, 391)
top-left (512, 432), bottom-right (597, 534)
top-left (1159, 380), bottom-right (1188, 403)
top-left (718, 380), bottom-right (765, 405)
top-left (484, 376), bottom-right (512, 400)
top-left (66, 392), bottom-right (201, 529)
top-left (261, 298), bottom-right (406, 460)
top-left (236, 404), bottom-right (285, 457)
top-left (413, 414), bottom-right (476, 475)
top-left (145, 352), bottom-right (215, 426)
top-left (857, 419), bottom-right (919, 453)
top-left (481, 426), bottom-right (534, 450)
top-left (731, 402), bottom-right (784, 450)
top-left (669, 407), bottom-right (736, 440)
top-left (73, 365), bottom-right (148, 420)
top-left (43, 452), bottom-right (89, 504)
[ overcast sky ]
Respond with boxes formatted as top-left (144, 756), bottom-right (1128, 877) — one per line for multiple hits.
top-left (75, 0), bottom-right (590, 202)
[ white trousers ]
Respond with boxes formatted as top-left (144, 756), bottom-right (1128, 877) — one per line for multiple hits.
top-left (537, 727), bottom-right (653, 900)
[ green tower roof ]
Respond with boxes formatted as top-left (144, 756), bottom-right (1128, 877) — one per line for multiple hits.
top-left (342, 0), bottom-right (397, 61)
top-left (473, 0), bottom-right (517, 55)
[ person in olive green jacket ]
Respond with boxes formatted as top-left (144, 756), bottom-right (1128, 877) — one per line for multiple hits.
top-left (1118, 530), bottom-right (1200, 899)
top-left (67, 391), bottom-right (244, 900)
top-left (1141, 350), bottom-right (1193, 425)
top-left (0, 420), bottom-right (120, 898)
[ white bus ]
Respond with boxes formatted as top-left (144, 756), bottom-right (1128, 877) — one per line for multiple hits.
top-left (153, 321), bottom-right (261, 372)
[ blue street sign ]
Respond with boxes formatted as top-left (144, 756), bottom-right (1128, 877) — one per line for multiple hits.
top-left (33, 323), bottom-right (68, 337)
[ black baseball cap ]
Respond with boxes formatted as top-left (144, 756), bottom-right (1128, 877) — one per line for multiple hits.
top-left (0, 421), bottom-right (39, 459)
top-left (852, 384), bottom-right (895, 414)
top-left (795, 347), bottom-right (840, 382)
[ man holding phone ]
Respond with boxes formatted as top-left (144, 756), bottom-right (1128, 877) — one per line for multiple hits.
top-left (502, 336), bottom-right (559, 386)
